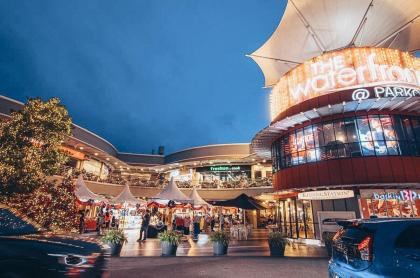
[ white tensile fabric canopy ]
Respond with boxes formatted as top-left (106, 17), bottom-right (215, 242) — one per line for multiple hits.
top-left (152, 177), bottom-right (193, 203)
top-left (75, 174), bottom-right (107, 202)
top-left (249, 0), bottom-right (420, 87)
top-left (111, 184), bottom-right (144, 205)
top-left (189, 187), bottom-right (211, 207)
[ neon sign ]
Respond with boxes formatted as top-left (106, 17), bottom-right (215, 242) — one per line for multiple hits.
top-left (270, 47), bottom-right (420, 120)
top-left (372, 190), bottom-right (419, 201)
top-left (351, 86), bottom-right (420, 101)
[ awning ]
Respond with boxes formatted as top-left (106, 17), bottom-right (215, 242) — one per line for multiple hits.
top-left (249, 0), bottom-right (420, 87)
top-left (74, 175), bottom-right (107, 202)
top-left (151, 177), bottom-right (193, 203)
top-left (110, 184), bottom-right (144, 205)
top-left (189, 187), bottom-right (211, 207)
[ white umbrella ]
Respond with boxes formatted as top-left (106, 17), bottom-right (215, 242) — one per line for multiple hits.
top-left (111, 184), bottom-right (144, 205)
top-left (152, 177), bottom-right (193, 203)
top-left (75, 174), bottom-right (107, 202)
top-left (189, 187), bottom-right (210, 207)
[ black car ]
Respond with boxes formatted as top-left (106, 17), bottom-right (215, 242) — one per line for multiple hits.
top-left (0, 206), bottom-right (107, 277)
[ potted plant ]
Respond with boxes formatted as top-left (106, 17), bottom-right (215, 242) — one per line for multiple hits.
top-left (101, 229), bottom-right (127, 256)
top-left (210, 231), bottom-right (230, 255)
top-left (322, 232), bottom-right (336, 257)
top-left (268, 231), bottom-right (290, 257)
top-left (158, 230), bottom-right (182, 256)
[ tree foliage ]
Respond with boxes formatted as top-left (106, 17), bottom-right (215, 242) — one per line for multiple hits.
top-left (0, 98), bottom-right (72, 194)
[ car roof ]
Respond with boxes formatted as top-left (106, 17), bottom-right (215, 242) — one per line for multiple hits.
top-left (338, 218), bottom-right (420, 227)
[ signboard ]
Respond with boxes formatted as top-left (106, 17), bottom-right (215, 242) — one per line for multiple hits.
top-left (196, 165), bottom-right (251, 173)
top-left (351, 86), bottom-right (420, 101)
top-left (298, 190), bottom-right (354, 200)
top-left (270, 47), bottom-right (420, 120)
top-left (317, 211), bottom-right (356, 238)
top-left (372, 190), bottom-right (419, 202)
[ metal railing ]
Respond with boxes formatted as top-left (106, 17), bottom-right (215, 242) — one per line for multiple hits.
top-left (59, 166), bottom-right (273, 189)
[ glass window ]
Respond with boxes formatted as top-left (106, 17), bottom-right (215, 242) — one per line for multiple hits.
top-left (313, 124), bottom-right (322, 148)
top-left (296, 129), bottom-right (305, 151)
top-left (395, 225), bottom-right (420, 249)
top-left (334, 120), bottom-right (347, 143)
top-left (345, 118), bottom-right (359, 142)
top-left (369, 116), bottom-right (385, 141)
top-left (380, 116), bottom-right (397, 140)
top-left (357, 117), bottom-right (375, 156)
top-left (374, 140), bottom-right (388, 156)
top-left (323, 122), bottom-right (335, 146)
top-left (304, 126), bottom-right (315, 149)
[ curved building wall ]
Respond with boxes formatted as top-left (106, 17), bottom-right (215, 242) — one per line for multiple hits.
top-left (164, 144), bottom-right (251, 164)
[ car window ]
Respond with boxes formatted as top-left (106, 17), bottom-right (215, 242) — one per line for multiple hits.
top-left (395, 225), bottom-right (420, 249)
top-left (0, 208), bottom-right (37, 236)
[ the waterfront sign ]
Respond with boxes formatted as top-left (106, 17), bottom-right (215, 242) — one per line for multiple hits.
top-left (269, 47), bottom-right (420, 120)
top-left (298, 190), bottom-right (354, 200)
top-left (372, 190), bottom-right (419, 201)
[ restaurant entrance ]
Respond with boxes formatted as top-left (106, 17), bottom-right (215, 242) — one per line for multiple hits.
top-left (276, 198), bottom-right (315, 239)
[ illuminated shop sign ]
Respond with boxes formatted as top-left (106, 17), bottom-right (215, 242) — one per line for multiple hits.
top-left (196, 165), bottom-right (251, 172)
top-left (352, 86), bottom-right (420, 101)
top-left (372, 190), bottom-right (419, 201)
top-left (298, 190), bottom-right (354, 200)
top-left (270, 47), bottom-right (420, 120)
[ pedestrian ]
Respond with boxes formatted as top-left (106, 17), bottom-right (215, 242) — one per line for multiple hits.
top-left (105, 210), bottom-right (111, 229)
top-left (184, 216), bottom-right (191, 235)
top-left (79, 211), bottom-right (85, 234)
top-left (138, 210), bottom-right (151, 242)
top-left (97, 209), bottom-right (104, 235)
top-left (220, 214), bottom-right (225, 231)
top-left (210, 216), bottom-right (215, 232)
top-left (193, 213), bottom-right (201, 239)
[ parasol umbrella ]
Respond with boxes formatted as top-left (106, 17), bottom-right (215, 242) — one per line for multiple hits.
top-left (212, 193), bottom-right (266, 210)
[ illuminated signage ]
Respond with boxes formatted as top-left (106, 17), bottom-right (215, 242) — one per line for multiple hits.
top-left (372, 190), bottom-right (419, 201)
top-left (196, 165), bottom-right (250, 172)
top-left (270, 47), bottom-right (420, 120)
top-left (351, 86), bottom-right (420, 101)
top-left (298, 190), bottom-right (354, 200)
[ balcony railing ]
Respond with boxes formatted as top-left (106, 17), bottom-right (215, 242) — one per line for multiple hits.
top-left (59, 166), bottom-right (272, 189)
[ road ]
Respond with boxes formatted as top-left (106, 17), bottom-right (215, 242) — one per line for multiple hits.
top-left (108, 257), bottom-right (329, 278)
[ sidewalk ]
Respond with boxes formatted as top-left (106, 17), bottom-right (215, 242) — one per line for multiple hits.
top-left (85, 229), bottom-right (328, 258)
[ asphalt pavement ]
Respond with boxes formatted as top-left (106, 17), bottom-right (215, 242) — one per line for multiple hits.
top-left (107, 256), bottom-right (329, 278)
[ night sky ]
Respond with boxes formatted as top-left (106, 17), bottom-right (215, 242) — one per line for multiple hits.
top-left (0, 0), bottom-right (286, 154)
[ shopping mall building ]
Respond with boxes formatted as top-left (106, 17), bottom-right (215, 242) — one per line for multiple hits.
top-left (1, 1), bottom-right (419, 240)
top-left (249, 0), bottom-right (420, 239)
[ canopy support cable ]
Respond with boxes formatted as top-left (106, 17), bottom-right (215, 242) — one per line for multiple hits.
top-left (289, 0), bottom-right (326, 53)
top-left (374, 14), bottom-right (420, 47)
top-left (349, 0), bottom-right (374, 47)
top-left (246, 54), bottom-right (300, 65)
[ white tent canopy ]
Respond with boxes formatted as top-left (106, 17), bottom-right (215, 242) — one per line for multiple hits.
top-left (75, 174), bottom-right (107, 202)
top-left (189, 187), bottom-right (211, 207)
top-left (111, 184), bottom-right (144, 205)
top-left (152, 177), bottom-right (193, 203)
top-left (249, 0), bottom-right (420, 87)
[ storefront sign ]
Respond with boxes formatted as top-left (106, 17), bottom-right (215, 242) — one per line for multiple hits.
top-left (298, 190), bottom-right (354, 200)
top-left (372, 190), bottom-right (419, 201)
top-left (196, 165), bottom-right (251, 172)
top-left (351, 86), bottom-right (420, 101)
top-left (270, 47), bottom-right (420, 120)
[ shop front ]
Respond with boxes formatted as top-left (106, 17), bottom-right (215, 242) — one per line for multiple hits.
top-left (359, 188), bottom-right (420, 218)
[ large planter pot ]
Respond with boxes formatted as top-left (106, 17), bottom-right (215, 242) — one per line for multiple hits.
top-left (213, 242), bottom-right (228, 256)
top-left (161, 241), bottom-right (178, 256)
top-left (108, 242), bottom-right (123, 256)
top-left (268, 243), bottom-right (285, 257)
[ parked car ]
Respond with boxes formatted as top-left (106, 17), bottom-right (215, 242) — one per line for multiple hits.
top-left (328, 218), bottom-right (420, 278)
top-left (0, 207), bottom-right (107, 277)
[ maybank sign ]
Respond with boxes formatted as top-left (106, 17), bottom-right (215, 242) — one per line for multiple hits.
top-left (298, 190), bottom-right (354, 200)
top-left (270, 47), bottom-right (420, 120)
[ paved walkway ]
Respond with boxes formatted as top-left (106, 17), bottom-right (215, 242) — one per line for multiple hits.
top-left (91, 229), bottom-right (328, 258)
top-left (108, 257), bottom-right (329, 278)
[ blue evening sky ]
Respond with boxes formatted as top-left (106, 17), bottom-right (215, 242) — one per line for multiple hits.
top-left (0, 0), bottom-right (286, 154)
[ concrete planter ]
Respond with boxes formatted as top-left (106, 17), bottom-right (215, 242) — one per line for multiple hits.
top-left (109, 242), bottom-right (123, 256)
top-left (268, 243), bottom-right (285, 257)
top-left (213, 242), bottom-right (228, 256)
top-left (161, 241), bottom-right (178, 256)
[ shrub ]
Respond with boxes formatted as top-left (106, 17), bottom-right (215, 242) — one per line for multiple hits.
top-left (101, 229), bottom-right (127, 245)
top-left (209, 231), bottom-right (230, 246)
top-left (158, 230), bottom-right (182, 246)
top-left (268, 231), bottom-right (290, 248)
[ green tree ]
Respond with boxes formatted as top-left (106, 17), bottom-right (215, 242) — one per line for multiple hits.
top-left (0, 98), bottom-right (72, 195)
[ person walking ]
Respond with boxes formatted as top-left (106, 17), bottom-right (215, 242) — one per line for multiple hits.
top-left (96, 209), bottom-right (104, 235)
top-left (138, 210), bottom-right (150, 242)
top-left (219, 214), bottom-right (225, 231)
top-left (79, 211), bottom-right (85, 234)
top-left (210, 216), bottom-right (215, 232)
top-left (193, 213), bottom-right (201, 239)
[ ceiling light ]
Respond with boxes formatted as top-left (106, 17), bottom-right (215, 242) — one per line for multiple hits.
top-left (94, 153), bottom-right (98, 156)
top-left (79, 147), bottom-right (84, 150)
top-left (106, 158), bottom-right (110, 161)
